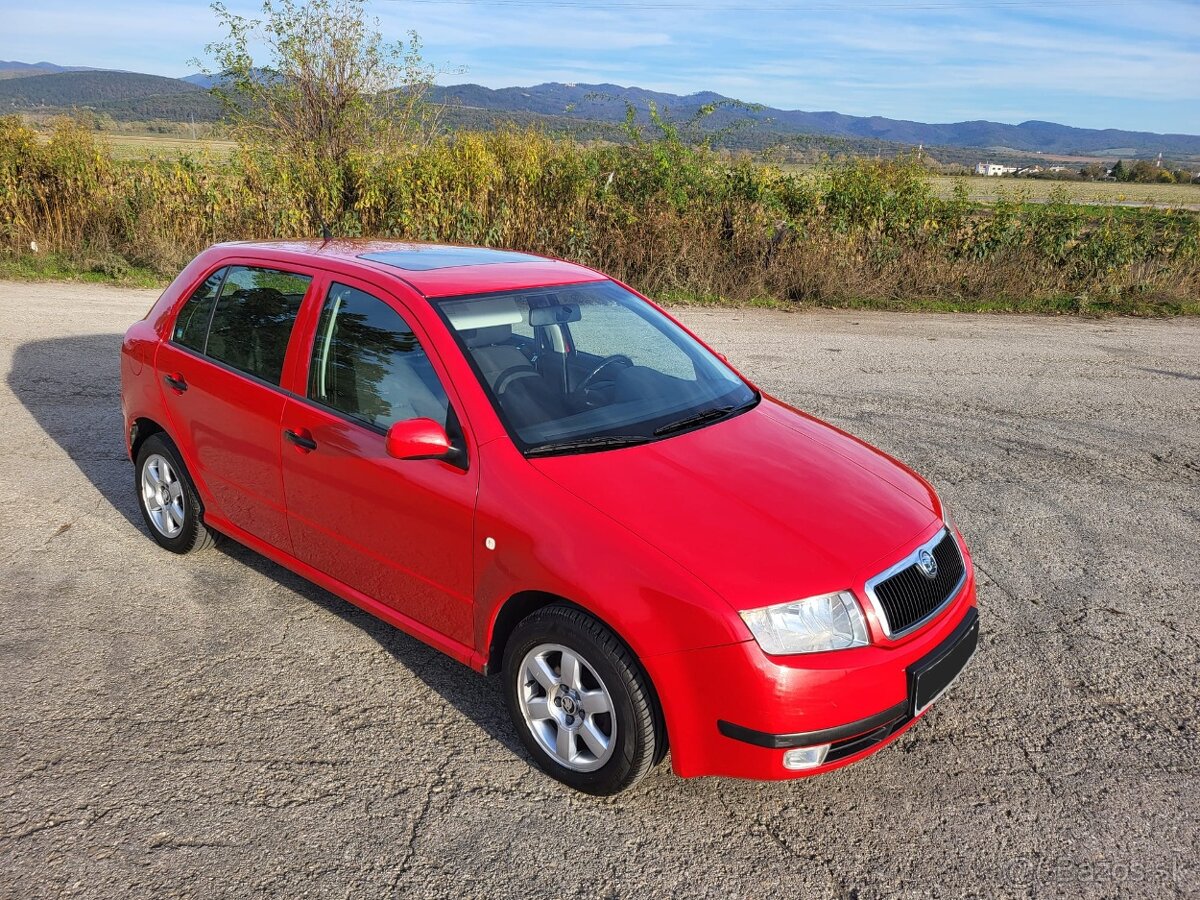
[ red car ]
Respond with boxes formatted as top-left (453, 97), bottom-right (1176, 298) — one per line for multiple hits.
top-left (121, 241), bottom-right (979, 795)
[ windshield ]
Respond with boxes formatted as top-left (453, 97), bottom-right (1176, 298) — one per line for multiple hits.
top-left (435, 280), bottom-right (757, 455)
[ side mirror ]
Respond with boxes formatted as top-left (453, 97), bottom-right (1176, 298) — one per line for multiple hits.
top-left (385, 418), bottom-right (453, 461)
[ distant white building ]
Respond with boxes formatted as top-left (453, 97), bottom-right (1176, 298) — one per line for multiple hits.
top-left (974, 162), bottom-right (1018, 177)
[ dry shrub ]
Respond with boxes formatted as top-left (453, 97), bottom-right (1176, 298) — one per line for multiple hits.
top-left (1, 115), bottom-right (1197, 313)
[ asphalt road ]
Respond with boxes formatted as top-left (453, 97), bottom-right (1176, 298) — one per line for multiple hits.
top-left (2, 282), bottom-right (1197, 899)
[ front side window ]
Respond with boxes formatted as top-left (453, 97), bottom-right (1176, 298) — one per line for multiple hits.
top-left (435, 280), bottom-right (756, 454)
top-left (204, 266), bottom-right (311, 385)
top-left (172, 267), bottom-right (226, 352)
top-left (308, 283), bottom-right (451, 431)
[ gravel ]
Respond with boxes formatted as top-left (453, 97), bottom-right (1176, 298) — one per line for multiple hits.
top-left (1, 281), bottom-right (1197, 898)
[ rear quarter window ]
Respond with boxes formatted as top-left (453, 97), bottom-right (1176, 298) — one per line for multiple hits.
top-left (172, 267), bottom-right (226, 352)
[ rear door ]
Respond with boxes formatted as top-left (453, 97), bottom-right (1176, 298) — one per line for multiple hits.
top-left (156, 261), bottom-right (315, 550)
top-left (278, 277), bottom-right (479, 651)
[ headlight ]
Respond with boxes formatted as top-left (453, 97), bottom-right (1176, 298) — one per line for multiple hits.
top-left (740, 591), bottom-right (869, 655)
top-left (941, 497), bottom-right (956, 535)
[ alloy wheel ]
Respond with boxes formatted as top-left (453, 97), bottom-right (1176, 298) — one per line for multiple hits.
top-left (140, 453), bottom-right (186, 539)
top-left (516, 642), bottom-right (617, 772)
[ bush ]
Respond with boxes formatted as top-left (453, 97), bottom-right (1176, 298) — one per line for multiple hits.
top-left (1, 115), bottom-right (1197, 314)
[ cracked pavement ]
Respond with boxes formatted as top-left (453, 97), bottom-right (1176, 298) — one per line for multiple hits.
top-left (1, 282), bottom-right (1197, 898)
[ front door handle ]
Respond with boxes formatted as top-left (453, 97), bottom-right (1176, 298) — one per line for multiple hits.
top-left (163, 373), bottom-right (188, 393)
top-left (284, 429), bottom-right (317, 451)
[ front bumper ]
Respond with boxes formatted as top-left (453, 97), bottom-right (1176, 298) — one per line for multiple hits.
top-left (646, 571), bottom-right (978, 780)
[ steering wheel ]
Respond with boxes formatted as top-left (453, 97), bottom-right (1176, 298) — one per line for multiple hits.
top-left (493, 365), bottom-right (540, 395)
top-left (576, 354), bottom-right (634, 401)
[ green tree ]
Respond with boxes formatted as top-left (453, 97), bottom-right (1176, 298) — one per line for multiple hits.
top-left (1127, 160), bottom-right (1157, 183)
top-left (198, 0), bottom-right (442, 227)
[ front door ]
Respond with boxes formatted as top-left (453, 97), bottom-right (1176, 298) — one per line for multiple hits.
top-left (157, 263), bottom-right (314, 550)
top-left (280, 280), bottom-right (478, 649)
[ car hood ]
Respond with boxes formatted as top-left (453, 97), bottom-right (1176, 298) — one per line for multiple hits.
top-left (528, 397), bottom-right (940, 609)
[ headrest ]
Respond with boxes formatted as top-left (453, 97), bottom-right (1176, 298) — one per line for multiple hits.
top-left (462, 324), bottom-right (513, 348)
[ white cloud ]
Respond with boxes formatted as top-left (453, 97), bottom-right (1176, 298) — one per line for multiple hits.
top-left (2, 0), bottom-right (1196, 131)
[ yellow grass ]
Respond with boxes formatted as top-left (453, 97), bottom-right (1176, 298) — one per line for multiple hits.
top-left (68, 135), bottom-right (1200, 210)
top-left (6, 118), bottom-right (1199, 315)
top-left (928, 175), bottom-right (1200, 209)
top-left (104, 134), bottom-right (237, 160)
top-left (777, 163), bottom-right (1200, 209)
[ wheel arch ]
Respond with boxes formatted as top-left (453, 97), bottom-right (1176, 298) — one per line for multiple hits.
top-left (486, 590), bottom-right (562, 674)
top-left (486, 590), bottom-right (669, 758)
top-left (129, 418), bottom-right (214, 521)
top-left (129, 416), bottom-right (166, 460)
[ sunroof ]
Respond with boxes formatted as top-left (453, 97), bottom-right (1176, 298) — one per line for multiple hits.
top-left (359, 246), bottom-right (543, 272)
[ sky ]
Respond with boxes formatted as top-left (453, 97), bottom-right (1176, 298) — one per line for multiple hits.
top-left (4, 0), bottom-right (1200, 134)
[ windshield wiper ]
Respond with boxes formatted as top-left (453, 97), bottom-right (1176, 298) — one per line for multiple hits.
top-left (653, 398), bottom-right (755, 437)
top-left (525, 435), bottom-right (653, 458)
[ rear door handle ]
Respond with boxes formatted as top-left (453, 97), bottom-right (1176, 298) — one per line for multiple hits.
top-left (163, 373), bottom-right (188, 393)
top-left (284, 429), bottom-right (317, 451)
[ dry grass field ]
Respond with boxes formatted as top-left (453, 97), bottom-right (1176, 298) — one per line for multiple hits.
top-left (927, 174), bottom-right (1200, 209)
top-left (105, 133), bottom-right (237, 160)
top-left (778, 162), bottom-right (1200, 209)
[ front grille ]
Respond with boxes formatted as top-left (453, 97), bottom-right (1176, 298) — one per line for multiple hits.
top-left (869, 530), bottom-right (965, 636)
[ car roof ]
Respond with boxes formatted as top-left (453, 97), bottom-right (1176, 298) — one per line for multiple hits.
top-left (215, 239), bottom-right (607, 298)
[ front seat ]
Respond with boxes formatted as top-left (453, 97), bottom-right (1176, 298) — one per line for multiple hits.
top-left (461, 325), bottom-right (535, 391)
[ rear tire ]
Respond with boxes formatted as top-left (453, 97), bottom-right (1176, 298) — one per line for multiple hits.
top-left (135, 433), bottom-right (216, 554)
top-left (503, 604), bottom-right (662, 795)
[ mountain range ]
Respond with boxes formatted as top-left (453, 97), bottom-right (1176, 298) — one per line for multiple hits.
top-left (2, 61), bottom-right (1197, 158)
top-left (0, 60), bottom-right (101, 74)
top-left (426, 82), bottom-right (1200, 157)
top-left (0, 60), bottom-right (103, 80)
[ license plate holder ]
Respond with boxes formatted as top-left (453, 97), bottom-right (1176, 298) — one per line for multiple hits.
top-left (908, 609), bottom-right (978, 717)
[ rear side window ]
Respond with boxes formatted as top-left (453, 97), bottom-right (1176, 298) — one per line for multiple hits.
top-left (308, 283), bottom-right (451, 431)
top-left (172, 267), bottom-right (226, 351)
top-left (205, 266), bottom-right (311, 385)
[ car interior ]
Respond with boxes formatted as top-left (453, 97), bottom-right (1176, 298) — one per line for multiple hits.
top-left (451, 300), bottom-right (705, 441)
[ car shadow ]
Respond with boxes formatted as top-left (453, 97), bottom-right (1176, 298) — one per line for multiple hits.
top-left (214, 536), bottom-right (521, 760)
top-left (7, 333), bottom-right (526, 762)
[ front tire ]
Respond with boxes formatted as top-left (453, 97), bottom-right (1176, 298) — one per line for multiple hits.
top-left (135, 433), bottom-right (215, 554)
top-left (503, 605), bottom-right (662, 795)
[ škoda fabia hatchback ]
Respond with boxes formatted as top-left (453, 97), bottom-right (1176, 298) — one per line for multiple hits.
top-left (121, 241), bottom-right (979, 795)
